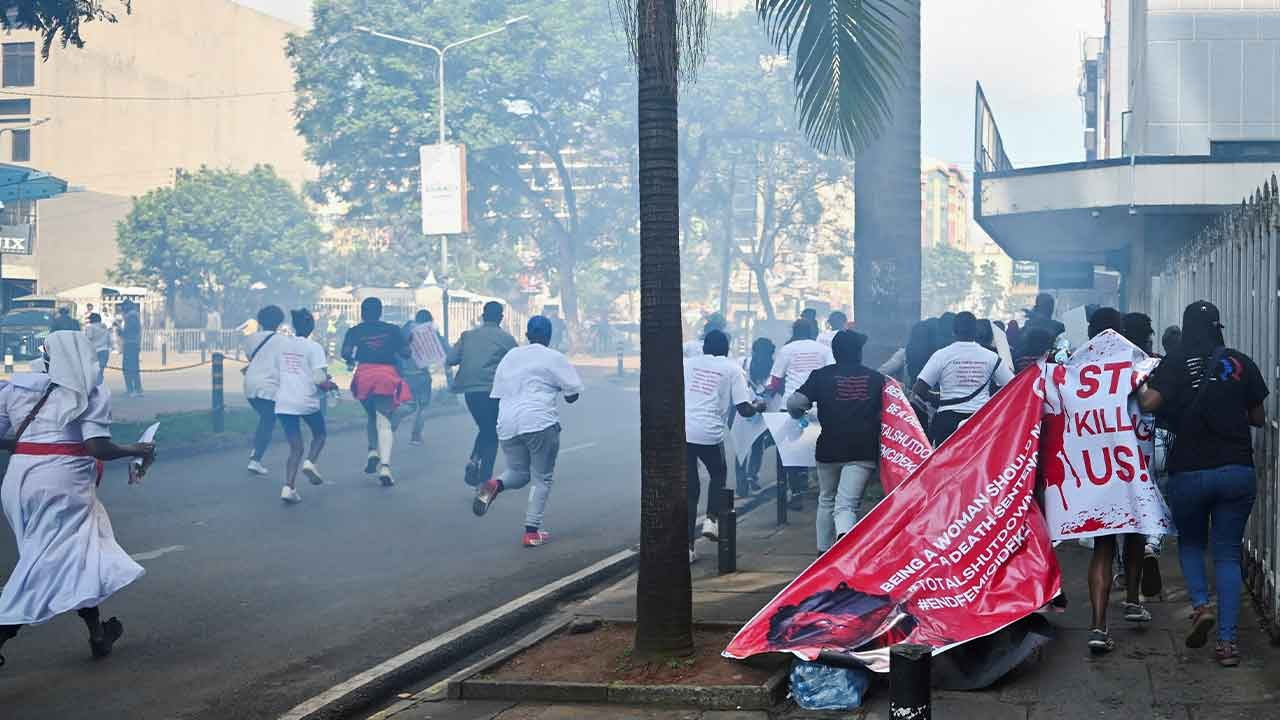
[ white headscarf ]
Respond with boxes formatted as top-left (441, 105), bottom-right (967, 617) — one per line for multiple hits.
top-left (44, 330), bottom-right (99, 427)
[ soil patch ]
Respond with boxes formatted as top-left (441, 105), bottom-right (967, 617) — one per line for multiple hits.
top-left (480, 622), bottom-right (774, 686)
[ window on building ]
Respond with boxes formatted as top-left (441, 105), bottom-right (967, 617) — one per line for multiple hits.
top-left (2, 43), bottom-right (34, 87)
top-left (0, 99), bottom-right (29, 118)
top-left (11, 129), bottom-right (30, 162)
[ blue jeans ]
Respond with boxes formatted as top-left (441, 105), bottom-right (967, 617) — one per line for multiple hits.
top-left (1167, 465), bottom-right (1256, 642)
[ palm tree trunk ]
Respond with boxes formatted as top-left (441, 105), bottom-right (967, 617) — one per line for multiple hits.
top-left (633, 0), bottom-right (693, 659)
top-left (853, 0), bottom-right (921, 365)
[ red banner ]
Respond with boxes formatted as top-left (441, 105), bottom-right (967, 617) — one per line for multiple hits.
top-left (724, 370), bottom-right (1061, 668)
top-left (879, 379), bottom-right (932, 493)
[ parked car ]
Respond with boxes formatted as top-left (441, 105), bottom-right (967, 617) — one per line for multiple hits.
top-left (0, 307), bottom-right (56, 361)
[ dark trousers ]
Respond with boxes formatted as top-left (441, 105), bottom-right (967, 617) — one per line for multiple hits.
top-left (929, 409), bottom-right (971, 447)
top-left (465, 392), bottom-right (501, 483)
top-left (95, 350), bottom-right (109, 386)
top-left (735, 433), bottom-right (769, 495)
top-left (249, 397), bottom-right (276, 461)
top-left (122, 342), bottom-right (142, 394)
top-left (687, 442), bottom-right (728, 541)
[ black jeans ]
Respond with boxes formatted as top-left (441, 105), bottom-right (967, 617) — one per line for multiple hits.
top-left (929, 409), bottom-right (971, 447)
top-left (687, 442), bottom-right (728, 541)
top-left (735, 433), bottom-right (769, 495)
top-left (249, 397), bottom-right (276, 461)
top-left (465, 392), bottom-right (501, 483)
top-left (122, 342), bottom-right (142, 394)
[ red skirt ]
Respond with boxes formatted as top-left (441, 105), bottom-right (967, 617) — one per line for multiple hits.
top-left (350, 363), bottom-right (412, 411)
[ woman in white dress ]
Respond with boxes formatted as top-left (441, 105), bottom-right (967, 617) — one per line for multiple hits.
top-left (0, 331), bottom-right (155, 667)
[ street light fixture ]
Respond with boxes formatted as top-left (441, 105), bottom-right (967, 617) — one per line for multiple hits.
top-left (353, 16), bottom-right (530, 345)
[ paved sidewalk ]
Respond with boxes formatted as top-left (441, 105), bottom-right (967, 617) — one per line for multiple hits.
top-left (369, 483), bottom-right (1280, 720)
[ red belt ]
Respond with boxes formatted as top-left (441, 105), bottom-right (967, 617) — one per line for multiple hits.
top-left (14, 442), bottom-right (105, 485)
top-left (15, 442), bottom-right (89, 457)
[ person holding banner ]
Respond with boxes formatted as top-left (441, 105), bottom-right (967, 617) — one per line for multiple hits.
top-left (684, 330), bottom-right (763, 562)
top-left (1140, 301), bottom-right (1268, 667)
top-left (735, 337), bottom-right (777, 496)
top-left (913, 312), bottom-right (1012, 446)
top-left (786, 330), bottom-right (885, 552)
top-left (768, 319), bottom-right (834, 510)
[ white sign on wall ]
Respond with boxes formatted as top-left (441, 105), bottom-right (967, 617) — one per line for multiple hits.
top-left (420, 144), bottom-right (468, 236)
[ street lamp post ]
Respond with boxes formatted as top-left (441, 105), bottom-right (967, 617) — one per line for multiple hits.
top-left (354, 16), bottom-right (530, 345)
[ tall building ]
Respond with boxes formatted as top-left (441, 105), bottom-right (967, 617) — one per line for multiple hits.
top-left (0, 0), bottom-right (311, 299)
top-left (975, 0), bottom-right (1280, 312)
top-left (921, 161), bottom-right (969, 249)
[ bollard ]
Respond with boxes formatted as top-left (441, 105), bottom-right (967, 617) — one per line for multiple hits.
top-left (890, 643), bottom-right (932, 720)
top-left (776, 454), bottom-right (788, 526)
top-left (161, 338), bottom-right (168, 367)
top-left (201, 342), bottom-right (207, 365)
top-left (717, 487), bottom-right (736, 575)
top-left (616, 341), bottom-right (624, 377)
top-left (211, 353), bottom-right (225, 433)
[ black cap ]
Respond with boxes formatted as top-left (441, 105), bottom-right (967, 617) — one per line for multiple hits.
top-left (1187, 300), bottom-right (1224, 329)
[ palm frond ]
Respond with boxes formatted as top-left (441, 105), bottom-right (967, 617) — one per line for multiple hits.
top-left (756, 0), bottom-right (905, 156)
top-left (613, 0), bottom-right (712, 88)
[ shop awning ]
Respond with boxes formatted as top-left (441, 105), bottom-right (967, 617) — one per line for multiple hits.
top-left (0, 164), bottom-right (68, 203)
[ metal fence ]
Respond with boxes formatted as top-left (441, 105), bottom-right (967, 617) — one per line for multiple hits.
top-left (1149, 174), bottom-right (1280, 638)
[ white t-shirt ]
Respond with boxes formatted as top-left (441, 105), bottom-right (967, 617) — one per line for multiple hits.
top-left (273, 336), bottom-right (328, 416)
top-left (682, 339), bottom-right (703, 358)
top-left (916, 341), bottom-right (1014, 415)
top-left (684, 354), bottom-right (751, 445)
top-left (491, 344), bottom-right (584, 440)
top-left (242, 330), bottom-right (286, 401)
top-left (770, 339), bottom-right (834, 394)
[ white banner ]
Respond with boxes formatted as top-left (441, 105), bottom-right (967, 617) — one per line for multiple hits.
top-left (763, 412), bottom-right (819, 468)
top-left (1041, 330), bottom-right (1172, 540)
top-left (420, 144), bottom-right (468, 236)
top-left (729, 413), bottom-right (768, 464)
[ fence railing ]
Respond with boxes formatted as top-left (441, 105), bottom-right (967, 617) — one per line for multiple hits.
top-left (1150, 173), bottom-right (1280, 638)
top-left (140, 329), bottom-right (242, 354)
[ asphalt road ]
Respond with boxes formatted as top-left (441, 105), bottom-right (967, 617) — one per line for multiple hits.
top-left (0, 370), bottom-right (643, 720)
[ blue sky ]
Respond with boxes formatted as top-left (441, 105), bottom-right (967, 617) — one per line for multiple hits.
top-left (234, 0), bottom-right (1105, 170)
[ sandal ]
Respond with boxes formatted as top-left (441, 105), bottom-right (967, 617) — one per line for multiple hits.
top-left (1087, 628), bottom-right (1115, 654)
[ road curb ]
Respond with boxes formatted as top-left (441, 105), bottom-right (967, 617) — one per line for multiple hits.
top-left (277, 548), bottom-right (639, 720)
top-left (278, 484), bottom-right (779, 720)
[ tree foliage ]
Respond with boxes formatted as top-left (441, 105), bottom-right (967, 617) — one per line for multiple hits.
top-left (112, 166), bottom-right (324, 323)
top-left (288, 0), bottom-right (639, 332)
top-left (3, 1), bottom-right (130, 57)
top-left (679, 10), bottom-right (853, 320)
top-left (754, 0), bottom-right (903, 156)
top-left (921, 243), bottom-right (974, 318)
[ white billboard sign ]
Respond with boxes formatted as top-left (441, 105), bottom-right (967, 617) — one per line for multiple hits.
top-left (420, 143), bottom-right (468, 236)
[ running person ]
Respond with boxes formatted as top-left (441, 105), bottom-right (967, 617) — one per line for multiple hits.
top-left (0, 332), bottom-right (156, 667)
top-left (341, 298), bottom-right (411, 487)
top-left (768, 319), bottom-right (834, 510)
top-left (243, 305), bottom-right (286, 477)
top-left (684, 329), bottom-right (762, 563)
top-left (274, 309), bottom-right (334, 504)
top-left (403, 310), bottom-right (447, 446)
top-left (471, 316), bottom-right (583, 548)
top-left (446, 301), bottom-right (517, 488)
top-left (913, 311), bottom-right (1013, 446)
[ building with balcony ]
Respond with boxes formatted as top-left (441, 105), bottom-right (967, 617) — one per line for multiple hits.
top-left (975, 0), bottom-right (1280, 312)
top-left (0, 0), bottom-right (311, 301)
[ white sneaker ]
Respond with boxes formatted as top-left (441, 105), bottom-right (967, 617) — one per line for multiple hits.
top-left (302, 460), bottom-right (324, 486)
top-left (280, 486), bottom-right (301, 504)
top-left (378, 464), bottom-right (395, 487)
top-left (247, 460), bottom-right (269, 476)
top-left (689, 548), bottom-right (699, 564)
top-left (702, 517), bottom-right (719, 542)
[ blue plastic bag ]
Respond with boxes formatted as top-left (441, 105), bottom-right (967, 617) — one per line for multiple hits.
top-left (789, 660), bottom-right (871, 711)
